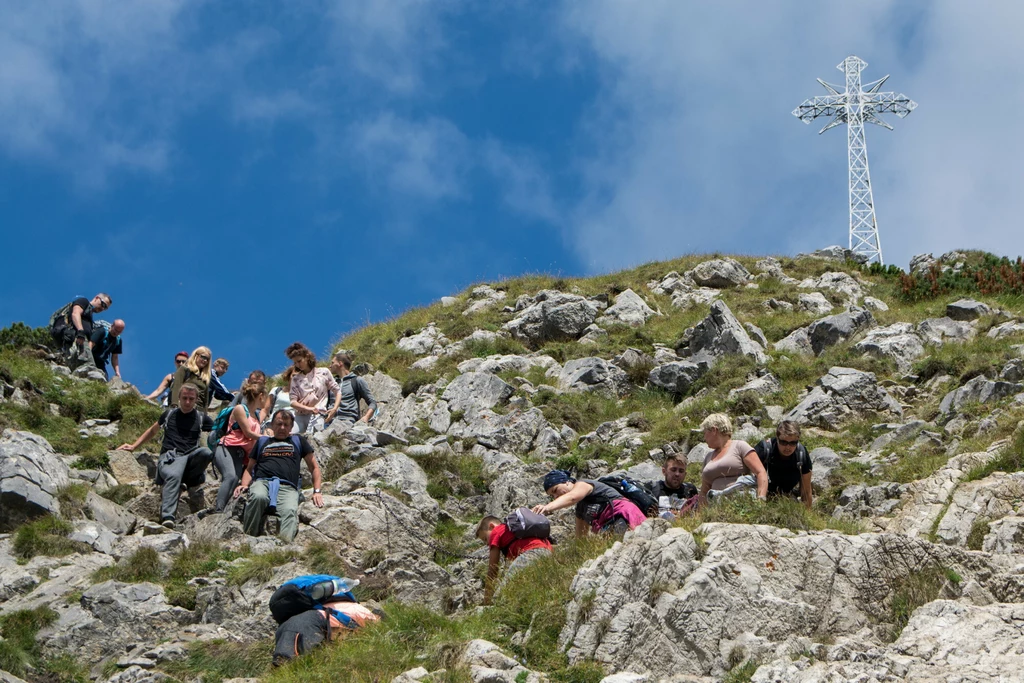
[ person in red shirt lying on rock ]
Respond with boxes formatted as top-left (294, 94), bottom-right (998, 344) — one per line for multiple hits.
top-left (476, 514), bottom-right (553, 604)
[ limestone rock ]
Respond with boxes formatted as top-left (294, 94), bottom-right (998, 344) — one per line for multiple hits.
top-left (679, 301), bottom-right (767, 365)
top-left (909, 252), bottom-right (938, 274)
top-left (459, 408), bottom-right (547, 454)
top-left (797, 292), bottom-right (832, 315)
top-left (457, 354), bottom-right (558, 376)
top-left (987, 320), bottom-right (1024, 339)
top-left (938, 375), bottom-right (1023, 415)
top-left (108, 450), bottom-right (149, 487)
top-left (334, 452), bottom-right (438, 518)
top-left (1000, 358), bottom-right (1024, 382)
top-left (503, 291), bottom-right (599, 343)
top-left (396, 323), bottom-right (450, 356)
top-left (556, 357), bottom-right (631, 397)
top-left (782, 367), bottom-right (901, 429)
top-left (853, 322), bottom-right (925, 372)
top-left (772, 327), bottom-right (813, 356)
top-left (743, 323), bottom-right (768, 349)
top-left (686, 258), bottom-right (750, 288)
top-left (983, 516), bottom-right (1024, 554)
top-left (0, 430), bottom-right (71, 530)
top-left (597, 289), bottom-right (657, 327)
top-left (933, 472), bottom-right (1024, 547)
top-left (442, 372), bottom-right (514, 414)
top-left (462, 639), bottom-right (547, 683)
top-left (862, 296), bottom-right (889, 312)
top-left (805, 308), bottom-right (874, 355)
top-left (917, 317), bottom-right (975, 345)
top-left (808, 447), bottom-right (841, 490)
top-left (799, 245), bottom-right (863, 262)
top-left (648, 361), bottom-right (709, 395)
top-left (946, 298), bottom-right (992, 321)
top-left (727, 373), bottom-right (781, 401)
top-left (463, 285), bottom-right (507, 316)
top-left (798, 271), bottom-right (865, 301)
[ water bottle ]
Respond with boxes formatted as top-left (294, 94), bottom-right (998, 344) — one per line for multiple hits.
top-left (659, 496), bottom-right (673, 520)
top-left (309, 577), bottom-right (359, 602)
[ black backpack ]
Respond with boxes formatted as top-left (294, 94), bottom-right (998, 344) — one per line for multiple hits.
top-left (269, 575), bottom-right (357, 625)
top-left (598, 476), bottom-right (659, 516)
top-left (759, 438), bottom-right (811, 471)
top-left (273, 610), bottom-right (330, 666)
top-left (504, 507), bottom-right (550, 540)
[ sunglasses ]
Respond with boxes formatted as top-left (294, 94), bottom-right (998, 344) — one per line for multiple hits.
top-left (778, 438), bottom-right (799, 447)
top-left (197, 354), bottom-right (210, 360)
top-left (175, 359), bottom-right (187, 365)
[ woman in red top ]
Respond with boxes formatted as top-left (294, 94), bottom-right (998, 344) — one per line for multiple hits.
top-left (475, 516), bottom-right (552, 603)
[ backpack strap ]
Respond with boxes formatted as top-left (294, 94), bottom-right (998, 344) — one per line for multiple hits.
top-left (252, 436), bottom-right (271, 466)
top-left (291, 434), bottom-right (304, 489)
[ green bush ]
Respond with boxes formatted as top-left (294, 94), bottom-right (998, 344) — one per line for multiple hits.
top-left (0, 323), bottom-right (51, 351)
top-left (93, 547), bottom-right (163, 584)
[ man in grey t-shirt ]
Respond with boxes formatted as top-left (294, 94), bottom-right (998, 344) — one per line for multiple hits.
top-left (328, 353), bottom-right (378, 425)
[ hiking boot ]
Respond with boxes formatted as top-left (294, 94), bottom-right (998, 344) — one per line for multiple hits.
top-left (161, 518), bottom-right (176, 530)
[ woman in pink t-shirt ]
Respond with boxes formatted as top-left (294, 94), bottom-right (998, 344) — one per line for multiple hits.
top-left (699, 413), bottom-right (768, 506)
top-left (284, 342), bottom-right (340, 435)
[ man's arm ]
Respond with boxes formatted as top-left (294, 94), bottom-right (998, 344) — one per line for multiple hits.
top-left (209, 374), bottom-right (234, 401)
top-left (800, 471), bottom-right (813, 510)
top-left (111, 354), bottom-right (120, 377)
top-left (234, 458), bottom-right (257, 497)
top-left (117, 420), bottom-right (160, 451)
top-left (303, 453), bottom-right (324, 508)
top-left (70, 305), bottom-right (86, 340)
top-left (358, 379), bottom-right (377, 422)
top-left (483, 546), bottom-right (502, 604)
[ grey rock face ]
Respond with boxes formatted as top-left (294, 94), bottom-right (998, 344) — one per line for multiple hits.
top-left (648, 361), bottom-right (709, 395)
top-left (916, 316), bottom-right (976, 345)
top-left (984, 516), bottom-right (1024, 554)
top-left (797, 292), bottom-right (832, 315)
top-left (782, 367), bottom-right (902, 429)
top-left (798, 271), bottom-right (865, 301)
top-left (938, 375), bottom-right (1023, 415)
top-left (462, 639), bottom-right (546, 683)
top-left (743, 323), bottom-right (768, 349)
top-left (680, 301), bottom-right (767, 365)
top-left (1000, 358), bottom-right (1024, 382)
top-left (833, 482), bottom-right (905, 519)
top-left (853, 322), bottom-right (925, 372)
top-left (806, 308), bottom-right (874, 355)
top-left (799, 245), bottom-right (863, 262)
top-left (987, 320), bottom-right (1024, 339)
top-left (333, 452), bottom-right (438, 518)
top-left (460, 408), bottom-right (548, 454)
top-left (808, 447), bottom-right (841, 490)
top-left (442, 372), bottom-right (514, 414)
top-left (933, 472), bottom-right (1024, 547)
top-left (773, 326), bottom-right (813, 356)
top-left (909, 252), bottom-right (938, 274)
top-left (862, 296), bottom-right (889, 312)
top-left (462, 285), bottom-right (507, 316)
top-left (687, 258), bottom-right (750, 288)
top-left (504, 291), bottom-right (599, 343)
top-left (946, 298), bottom-right (992, 321)
top-left (560, 522), bottom-right (1010, 680)
top-left (396, 323), bottom-right (450, 355)
top-left (0, 430), bottom-right (71, 530)
top-left (597, 289), bottom-right (657, 327)
top-left (457, 354), bottom-right (558, 376)
top-left (556, 357), bottom-right (631, 397)
top-left (727, 373), bottom-right (781, 401)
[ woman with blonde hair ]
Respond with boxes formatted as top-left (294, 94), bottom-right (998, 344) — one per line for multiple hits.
top-left (698, 413), bottom-right (768, 505)
top-left (169, 346), bottom-right (213, 410)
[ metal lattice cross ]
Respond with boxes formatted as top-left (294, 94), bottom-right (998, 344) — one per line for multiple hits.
top-left (793, 56), bottom-right (917, 265)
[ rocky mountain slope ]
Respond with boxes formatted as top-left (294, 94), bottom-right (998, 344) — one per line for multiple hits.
top-left (3, 247), bottom-right (1024, 682)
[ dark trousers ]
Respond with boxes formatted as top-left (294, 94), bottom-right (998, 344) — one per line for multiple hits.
top-left (157, 448), bottom-right (213, 520)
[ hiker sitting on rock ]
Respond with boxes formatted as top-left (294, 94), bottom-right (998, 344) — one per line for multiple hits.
top-left (209, 357), bottom-right (235, 403)
top-left (649, 454), bottom-right (698, 516)
top-left (117, 382), bottom-right (215, 529)
top-left (754, 420), bottom-right (813, 510)
top-left (533, 470), bottom-right (646, 537)
top-left (234, 409), bottom-right (324, 542)
top-left (146, 351), bottom-right (189, 405)
top-left (328, 353), bottom-right (378, 426)
top-left (49, 293), bottom-right (111, 364)
top-left (285, 342), bottom-right (340, 435)
top-left (89, 319), bottom-right (125, 381)
top-left (212, 377), bottom-right (266, 513)
top-left (476, 512), bottom-right (553, 604)
top-left (699, 413), bottom-right (768, 505)
top-left (169, 347), bottom-right (213, 410)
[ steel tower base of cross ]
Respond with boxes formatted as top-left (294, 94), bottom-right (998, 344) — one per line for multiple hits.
top-left (793, 56), bottom-right (917, 265)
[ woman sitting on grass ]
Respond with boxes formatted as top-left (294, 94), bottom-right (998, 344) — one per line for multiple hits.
top-left (699, 413), bottom-right (768, 505)
top-left (533, 470), bottom-right (646, 537)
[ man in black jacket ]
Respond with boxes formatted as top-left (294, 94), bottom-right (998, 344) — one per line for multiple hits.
top-left (754, 421), bottom-right (813, 509)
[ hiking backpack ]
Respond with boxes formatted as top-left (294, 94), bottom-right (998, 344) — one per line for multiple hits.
top-left (273, 609), bottom-right (330, 665)
top-left (269, 574), bottom-right (358, 625)
top-left (758, 438), bottom-right (811, 471)
top-left (504, 507), bottom-right (550, 540)
top-left (207, 396), bottom-right (244, 449)
top-left (48, 296), bottom-right (88, 331)
top-left (598, 476), bottom-right (660, 516)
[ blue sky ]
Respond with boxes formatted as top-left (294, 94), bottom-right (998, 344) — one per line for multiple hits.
top-left (2, 1), bottom-right (1023, 390)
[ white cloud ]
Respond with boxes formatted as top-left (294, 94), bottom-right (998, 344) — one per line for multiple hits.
top-left (481, 140), bottom-right (561, 225)
top-left (557, 0), bottom-right (1024, 269)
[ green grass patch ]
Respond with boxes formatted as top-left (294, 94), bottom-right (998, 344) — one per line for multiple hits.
top-left (967, 518), bottom-right (990, 551)
top-left (163, 639), bottom-right (273, 683)
top-left (0, 606), bottom-right (59, 677)
top-left (99, 483), bottom-right (139, 505)
top-left (42, 652), bottom-right (91, 683)
top-left (880, 444), bottom-right (949, 484)
top-left (416, 450), bottom-right (489, 501)
top-left (964, 427), bottom-right (1024, 482)
top-left (57, 482), bottom-right (90, 519)
top-left (93, 546), bottom-right (163, 584)
top-left (676, 495), bottom-right (863, 535)
top-left (12, 515), bottom-right (89, 561)
top-left (723, 659), bottom-right (759, 683)
top-left (226, 549), bottom-right (300, 586)
top-left (888, 565), bottom-right (956, 640)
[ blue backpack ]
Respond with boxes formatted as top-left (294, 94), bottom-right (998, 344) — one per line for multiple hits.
top-left (269, 574), bottom-right (358, 625)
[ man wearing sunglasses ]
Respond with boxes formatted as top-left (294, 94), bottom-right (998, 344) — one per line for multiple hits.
top-left (754, 421), bottom-right (813, 509)
top-left (49, 293), bottom-right (112, 362)
top-left (145, 351), bottom-right (189, 405)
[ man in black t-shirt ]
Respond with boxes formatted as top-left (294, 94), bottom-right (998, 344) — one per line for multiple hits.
top-left (649, 455), bottom-right (698, 501)
top-left (235, 410), bottom-right (324, 542)
top-left (753, 421), bottom-right (813, 509)
top-left (50, 293), bottom-right (111, 363)
top-left (118, 383), bottom-right (214, 528)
